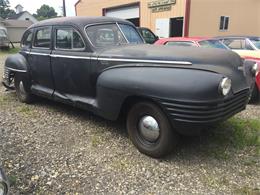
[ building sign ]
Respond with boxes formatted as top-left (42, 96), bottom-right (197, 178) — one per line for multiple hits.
top-left (148, 0), bottom-right (176, 13)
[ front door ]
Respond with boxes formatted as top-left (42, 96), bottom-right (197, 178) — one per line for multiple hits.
top-left (51, 27), bottom-right (93, 106)
top-left (29, 26), bottom-right (54, 98)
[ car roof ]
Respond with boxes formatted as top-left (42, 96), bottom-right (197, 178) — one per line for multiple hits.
top-left (30, 16), bottom-right (133, 30)
top-left (157, 37), bottom-right (217, 43)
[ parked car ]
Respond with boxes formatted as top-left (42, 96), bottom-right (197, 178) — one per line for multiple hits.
top-left (155, 37), bottom-right (260, 102)
top-left (2, 17), bottom-right (257, 157)
top-left (0, 168), bottom-right (9, 195)
top-left (216, 36), bottom-right (260, 59)
top-left (215, 36), bottom-right (260, 102)
top-left (137, 27), bottom-right (158, 44)
top-left (0, 27), bottom-right (10, 49)
top-left (154, 37), bottom-right (229, 49)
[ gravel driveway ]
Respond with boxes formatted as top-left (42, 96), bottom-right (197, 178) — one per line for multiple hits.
top-left (0, 53), bottom-right (259, 194)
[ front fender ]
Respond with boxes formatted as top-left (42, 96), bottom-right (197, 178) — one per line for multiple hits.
top-left (96, 66), bottom-right (224, 120)
top-left (2, 53), bottom-right (29, 88)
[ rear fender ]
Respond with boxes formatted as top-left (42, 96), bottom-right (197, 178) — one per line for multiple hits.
top-left (5, 53), bottom-right (29, 73)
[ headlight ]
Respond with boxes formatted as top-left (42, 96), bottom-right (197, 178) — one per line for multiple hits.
top-left (251, 63), bottom-right (259, 77)
top-left (0, 182), bottom-right (8, 195)
top-left (219, 77), bottom-right (232, 96)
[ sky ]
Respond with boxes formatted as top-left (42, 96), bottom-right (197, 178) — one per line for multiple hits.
top-left (9, 0), bottom-right (79, 16)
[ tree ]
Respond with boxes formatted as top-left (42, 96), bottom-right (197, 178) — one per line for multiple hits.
top-left (0, 0), bottom-right (15, 19)
top-left (35, 4), bottom-right (58, 21)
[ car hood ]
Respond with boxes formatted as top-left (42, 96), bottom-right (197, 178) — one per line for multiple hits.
top-left (98, 44), bottom-right (242, 67)
top-left (97, 44), bottom-right (253, 93)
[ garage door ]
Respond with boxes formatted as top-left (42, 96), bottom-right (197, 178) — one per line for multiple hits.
top-left (105, 5), bottom-right (139, 19)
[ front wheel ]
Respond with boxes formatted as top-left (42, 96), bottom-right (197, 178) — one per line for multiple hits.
top-left (14, 74), bottom-right (33, 103)
top-left (127, 101), bottom-right (179, 158)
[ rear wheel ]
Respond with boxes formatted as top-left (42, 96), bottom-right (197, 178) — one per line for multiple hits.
top-left (127, 101), bottom-right (179, 158)
top-left (14, 74), bottom-right (33, 103)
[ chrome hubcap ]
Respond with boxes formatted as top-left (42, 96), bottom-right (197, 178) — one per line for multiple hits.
top-left (19, 81), bottom-right (26, 95)
top-left (138, 116), bottom-right (160, 142)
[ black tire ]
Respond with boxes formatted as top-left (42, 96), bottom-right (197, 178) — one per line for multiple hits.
top-left (127, 101), bottom-right (179, 158)
top-left (249, 84), bottom-right (259, 104)
top-left (14, 74), bottom-right (33, 103)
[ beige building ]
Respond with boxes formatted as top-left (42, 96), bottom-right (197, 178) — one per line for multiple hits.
top-left (75, 0), bottom-right (260, 38)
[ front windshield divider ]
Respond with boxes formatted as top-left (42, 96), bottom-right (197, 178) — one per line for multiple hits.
top-left (116, 22), bottom-right (129, 44)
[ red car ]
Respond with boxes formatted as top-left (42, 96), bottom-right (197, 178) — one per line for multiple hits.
top-left (154, 37), bottom-right (229, 49)
top-left (155, 37), bottom-right (260, 102)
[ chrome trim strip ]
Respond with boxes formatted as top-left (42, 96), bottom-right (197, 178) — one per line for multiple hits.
top-left (7, 67), bottom-right (27, 73)
top-left (25, 52), bottom-right (192, 65)
top-left (30, 52), bottom-right (50, 56)
top-left (51, 54), bottom-right (91, 59)
top-left (97, 57), bottom-right (192, 65)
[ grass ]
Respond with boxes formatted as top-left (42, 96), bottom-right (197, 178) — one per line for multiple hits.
top-left (17, 104), bottom-right (34, 116)
top-left (0, 47), bottom-right (20, 55)
top-left (202, 118), bottom-right (260, 160)
top-left (234, 186), bottom-right (260, 195)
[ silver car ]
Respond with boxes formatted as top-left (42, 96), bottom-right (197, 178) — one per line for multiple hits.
top-left (0, 27), bottom-right (9, 49)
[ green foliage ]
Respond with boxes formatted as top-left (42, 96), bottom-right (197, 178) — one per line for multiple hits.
top-left (35, 4), bottom-right (58, 21)
top-left (0, 0), bottom-right (15, 19)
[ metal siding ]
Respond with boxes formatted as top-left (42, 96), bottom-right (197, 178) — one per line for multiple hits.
top-left (75, 0), bottom-right (186, 33)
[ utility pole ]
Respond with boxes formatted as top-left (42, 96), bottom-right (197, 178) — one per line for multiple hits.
top-left (63, 0), bottom-right (66, 16)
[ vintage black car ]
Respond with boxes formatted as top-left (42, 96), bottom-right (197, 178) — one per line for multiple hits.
top-left (0, 168), bottom-right (9, 195)
top-left (2, 17), bottom-right (257, 157)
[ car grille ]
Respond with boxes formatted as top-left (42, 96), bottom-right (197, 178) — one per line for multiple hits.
top-left (3, 67), bottom-right (9, 79)
top-left (159, 89), bottom-right (250, 124)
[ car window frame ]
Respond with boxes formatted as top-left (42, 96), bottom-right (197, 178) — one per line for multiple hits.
top-left (223, 38), bottom-right (254, 50)
top-left (54, 26), bottom-right (86, 52)
top-left (32, 26), bottom-right (52, 50)
top-left (21, 29), bottom-right (34, 49)
top-left (84, 22), bottom-right (145, 49)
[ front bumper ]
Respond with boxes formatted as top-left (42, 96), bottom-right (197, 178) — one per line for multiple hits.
top-left (0, 168), bottom-right (9, 195)
top-left (159, 89), bottom-right (250, 125)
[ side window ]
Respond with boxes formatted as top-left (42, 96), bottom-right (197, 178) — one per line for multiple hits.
top-left (219, 16), bottom-right (229, 31)
top-left (56, 28), bottom-right (84, 50)
top-left (223, 39), bottom-right (252, 50)
top-left (21, 30), bottom-right (33, 48)
top-left (34, 28), bottom-right (51, 48)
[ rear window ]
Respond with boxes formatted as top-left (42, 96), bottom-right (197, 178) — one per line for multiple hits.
top-left (0, 29), bottom-right (7, 38)
top-left (199, 40), bottom-right (228, 49)
top-left (34, 28), bottom-right (51, 48)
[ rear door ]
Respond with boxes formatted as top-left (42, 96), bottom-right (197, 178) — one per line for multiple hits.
top-left (29, 26), bottom-right (54, 98)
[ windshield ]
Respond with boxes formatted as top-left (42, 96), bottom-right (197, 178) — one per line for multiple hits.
top-left (249, 37), bottom-right (260, 49)
top-left (86, 23), bottom-right (143, 48)
top-left (199, 40), bottom-right (228, 50)
top-left (0, 29), bottom-right (7, 38)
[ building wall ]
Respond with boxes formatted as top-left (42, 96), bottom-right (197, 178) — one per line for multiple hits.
top-left (188, 0), bottom-right (260, 37)
top-left (6, 27), bottom-right (27, 42)
top-left (18, 12), bottom-right (38, 23)
top-left (75, 0), bottom-right (185, 33)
